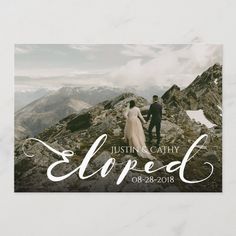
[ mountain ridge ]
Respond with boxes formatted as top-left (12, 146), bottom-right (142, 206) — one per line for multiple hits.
top-left (162, 63), bottom-right (222, 126)
top-left (14, 64), bottom-right (222, 192)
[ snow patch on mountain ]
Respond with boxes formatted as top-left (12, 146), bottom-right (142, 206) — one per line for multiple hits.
top-left (186, 109), bottom-right (216, 128)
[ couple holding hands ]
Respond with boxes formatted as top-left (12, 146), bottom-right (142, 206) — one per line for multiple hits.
top-left (124, 95), bottom-right (162, 160)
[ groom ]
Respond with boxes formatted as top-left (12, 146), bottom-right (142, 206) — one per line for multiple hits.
top-left (146, 95), bottom-right (162, 148)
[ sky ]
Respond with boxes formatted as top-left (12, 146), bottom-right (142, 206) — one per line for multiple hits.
top-left (15, 44), bottom-right (223, 91)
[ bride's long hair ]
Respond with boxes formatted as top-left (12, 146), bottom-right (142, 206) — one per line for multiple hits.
top-left (129, 100), bottom-right (135, 108)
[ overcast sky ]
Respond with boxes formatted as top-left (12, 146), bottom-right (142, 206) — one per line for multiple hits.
top-left (15, 44), bottom-right (222, 91)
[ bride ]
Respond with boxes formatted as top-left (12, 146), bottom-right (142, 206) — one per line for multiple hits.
top-left (124, 100), bottom-right (155, 160)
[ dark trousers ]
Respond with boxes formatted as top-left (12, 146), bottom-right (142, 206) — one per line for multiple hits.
top-left (148, 121), bottom-right (161, 146)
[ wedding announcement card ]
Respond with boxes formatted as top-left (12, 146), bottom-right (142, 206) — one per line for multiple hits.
top-left (14, 44), bottom-right (222, 192)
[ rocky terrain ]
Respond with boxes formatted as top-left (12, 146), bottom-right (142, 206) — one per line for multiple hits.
top-left (162, 63), bottom-right (222, 126)
top-left (14, 64), bottom-right (222, 192)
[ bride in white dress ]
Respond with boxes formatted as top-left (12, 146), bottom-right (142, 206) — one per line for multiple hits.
top-left (124, 100), bottom-right (155, 160)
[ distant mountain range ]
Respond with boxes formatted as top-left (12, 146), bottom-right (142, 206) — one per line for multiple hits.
top-left (15, 85), bottom-right (167, 111)
top-left (15, 64), bottom-right (222, 192)
top-left (59, 86), bottom-right (124, 105)
top-left (15, 87), bottom-right (90, 139)
top-left (15, 88), bottom-right (50, 112)
top-left (15, 85), bottom-right (167, 139)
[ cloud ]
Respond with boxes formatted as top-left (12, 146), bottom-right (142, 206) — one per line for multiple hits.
top-left (121, 45), bottom-right (159, 58)
top-left (15, 44), bottom-right (222, 91)
top-left (15, 74), bottom-right (100, 91)
top-left (109, 44), bottom-right (222, 88)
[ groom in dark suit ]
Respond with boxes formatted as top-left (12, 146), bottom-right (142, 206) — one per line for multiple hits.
top-left (146, 95), bottom-right (162, 148)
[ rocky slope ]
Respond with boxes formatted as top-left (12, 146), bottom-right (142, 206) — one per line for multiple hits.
top-left (162, 64), bottom-right (222, 126)
top-left (15, 71), bottom-right (222, 192)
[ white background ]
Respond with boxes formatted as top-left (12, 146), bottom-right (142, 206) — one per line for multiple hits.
top-left (0, 0), bottom-right (236, 235)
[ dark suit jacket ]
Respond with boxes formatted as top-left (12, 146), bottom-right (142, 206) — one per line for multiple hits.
top-left (146, 102), bottom-right (162, 123)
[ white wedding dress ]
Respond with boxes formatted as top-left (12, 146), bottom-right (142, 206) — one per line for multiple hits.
top-left (124, 106), bottom-right (155, 160)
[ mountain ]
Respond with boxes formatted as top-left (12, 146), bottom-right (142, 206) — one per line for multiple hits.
top-left (15, 88), bottom-right (50, 112)
top-left (64, 86), bottom-right (124, 105)
top-left (15, 87), bottom-right (91, 139)
top-left (14, 86), bottom-right (130, 139)
top-left (15, 63), bottom-right (222, 192)
top-left (162, 63), bottom-right (222, 126)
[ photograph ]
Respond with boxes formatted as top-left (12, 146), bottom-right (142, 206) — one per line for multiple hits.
top-left (14, 44), bottom-right (223, 192)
